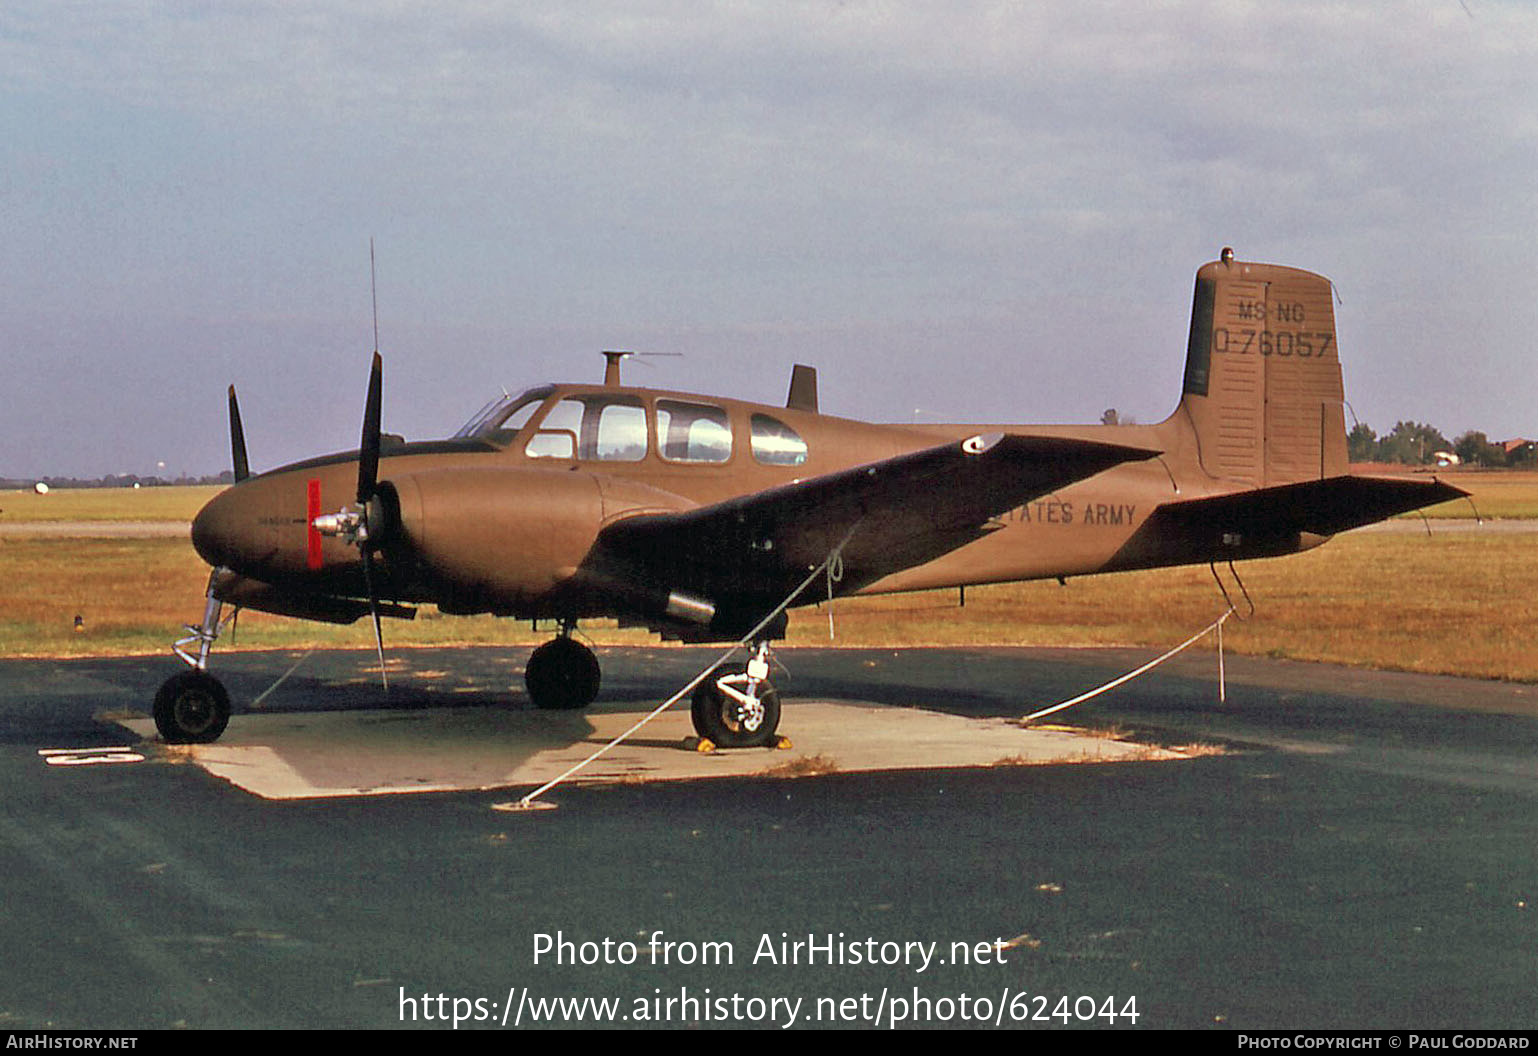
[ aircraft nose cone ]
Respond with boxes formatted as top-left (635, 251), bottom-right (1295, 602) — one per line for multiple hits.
top-left (190, 486), bottom-right (248, 570)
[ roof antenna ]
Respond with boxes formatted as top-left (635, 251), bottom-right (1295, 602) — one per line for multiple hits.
top-left (602, 350), bottom-right (629, 387)
top-left (601, 349), bottom-right (682, 387)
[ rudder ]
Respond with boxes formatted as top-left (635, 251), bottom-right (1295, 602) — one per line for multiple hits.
top-left (1177, 253), bottom-right (1348, 487)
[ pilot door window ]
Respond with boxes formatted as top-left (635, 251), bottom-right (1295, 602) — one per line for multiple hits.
top-left (656, 399), bottom-right (732, 463)
top-left (526, 396), bottom-right (647, 461)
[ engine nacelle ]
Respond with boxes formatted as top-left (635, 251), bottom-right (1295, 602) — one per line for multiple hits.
top-left (390, 466), bottom-right (694, 615)
top-left (388, 466), bottom-right (603, 606)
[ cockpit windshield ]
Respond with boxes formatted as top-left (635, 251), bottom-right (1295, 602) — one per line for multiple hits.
top-left (452, 387), bottom-right (553, 446)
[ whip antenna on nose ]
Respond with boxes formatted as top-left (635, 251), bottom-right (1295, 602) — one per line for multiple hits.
top-left (370, 237), bottom-right (379, 355)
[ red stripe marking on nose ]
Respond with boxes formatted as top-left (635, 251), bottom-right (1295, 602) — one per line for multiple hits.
top-left (306, 478), bottom-right (323, 570)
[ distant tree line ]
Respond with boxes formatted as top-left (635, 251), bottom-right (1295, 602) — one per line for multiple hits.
top-left (7, 424), bottom-right (1535, 484)
top-left (1348, 421), bottom-right (1536, 467)
top-left (0, 471), bottom-right (237, 490)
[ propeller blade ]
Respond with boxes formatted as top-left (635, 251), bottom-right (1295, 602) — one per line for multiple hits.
top-left (357, 352), bottom-right (383, 505)
top-left (228, 386), bottom-right (250, 483)
top-left (360, 546), bottom-right (389, 693)
top-left (354, 352), bottom-right (387, 690)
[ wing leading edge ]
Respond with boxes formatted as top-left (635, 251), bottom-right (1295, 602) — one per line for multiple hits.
top-left (594, 433), bottom-right (1160, 622)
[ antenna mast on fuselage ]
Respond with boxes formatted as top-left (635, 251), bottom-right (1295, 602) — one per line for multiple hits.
top-left (602, 350), bottom-right (630, 387)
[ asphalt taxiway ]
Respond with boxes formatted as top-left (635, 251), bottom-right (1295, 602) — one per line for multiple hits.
top-left (2, 645), bottom-right (1536, 1030)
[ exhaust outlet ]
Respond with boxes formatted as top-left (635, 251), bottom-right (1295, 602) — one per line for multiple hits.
top-left (664, 591), bottom-right (717, 625)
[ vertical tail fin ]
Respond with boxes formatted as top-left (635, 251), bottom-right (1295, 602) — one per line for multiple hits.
top-left (1176, 253), bottom-right (1348, 487)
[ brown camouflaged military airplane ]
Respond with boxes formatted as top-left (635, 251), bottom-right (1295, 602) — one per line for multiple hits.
top-left (157, 250), bottom-right (1464, 748)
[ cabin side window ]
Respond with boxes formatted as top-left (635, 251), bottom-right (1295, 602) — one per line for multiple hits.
top-left (594, 401), bottom-right (647, 461)
top-left (749, 413), bottom-right (808, 466)
top-left (656, 400), bottom-right (732, 464)
top-left (526, 396), bottom-right (647, 461)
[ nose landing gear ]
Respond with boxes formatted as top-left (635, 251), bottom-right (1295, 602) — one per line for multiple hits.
top-left (156, 569), bottom-right (234, 743)
top-left (154, 670), bottom-right (231, 744)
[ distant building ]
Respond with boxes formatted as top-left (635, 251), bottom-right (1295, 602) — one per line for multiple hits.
top-left (1499, 438), bottom-right (1537, 466)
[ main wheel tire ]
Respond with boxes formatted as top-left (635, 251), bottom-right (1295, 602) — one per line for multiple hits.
top-left (691, 675), bottom-right (780, 748)
top-left (153, 671), bottom-right (231, 744)
top-left (524, 637), bottom-right (601, 710)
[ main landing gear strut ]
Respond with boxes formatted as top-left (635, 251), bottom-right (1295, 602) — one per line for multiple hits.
top-left (690, 641), bottom-right (781, 749)
top-left (523, 625), bottom-right (602, 711)
top-left (155, 569), bottom-right (234, 744)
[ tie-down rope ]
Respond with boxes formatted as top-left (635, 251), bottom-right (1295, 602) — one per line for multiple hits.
top-left (1020, 561), bottom-right (1253, 724)
top-left (504, 526), bottom-right (861, 811)
top-left (1019, 606), bottom-right (1235, 724)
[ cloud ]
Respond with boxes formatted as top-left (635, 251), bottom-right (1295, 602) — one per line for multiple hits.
top-left (9, 4), bottom-right (1533, 238)
top-left (2, 1), bottom-right (1535, 473)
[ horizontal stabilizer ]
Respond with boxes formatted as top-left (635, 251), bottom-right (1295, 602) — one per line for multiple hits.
top-left (1103, 473), bottom-right (1469, 573)
top-left (1154, 474), bottom-right (1467, 540)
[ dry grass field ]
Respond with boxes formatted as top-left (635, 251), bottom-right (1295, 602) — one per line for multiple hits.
top-left (2, 473), bottom-right (1534, 681)
top-left (1415, 467), bottom-right (1538, 520)
top-left (0, 485), bottom-right (222, 522)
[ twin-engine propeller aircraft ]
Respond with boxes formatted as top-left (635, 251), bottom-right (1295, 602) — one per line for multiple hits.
top-left (158, 250), bottom-right (1465, 748)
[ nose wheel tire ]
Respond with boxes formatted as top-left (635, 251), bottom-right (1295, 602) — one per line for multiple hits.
top-left (691, 675), bottom-right (780, 748)
top-left (153, 671), bottom-right (231, 744)
top-left (524, 636), bottom-right (601, 710)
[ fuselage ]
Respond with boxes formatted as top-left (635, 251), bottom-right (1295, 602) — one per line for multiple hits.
top-left (190, 378), bottom-right (1309, 627)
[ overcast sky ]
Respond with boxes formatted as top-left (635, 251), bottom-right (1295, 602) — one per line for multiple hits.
top-left (4, 1), bottom-right (1535, 479)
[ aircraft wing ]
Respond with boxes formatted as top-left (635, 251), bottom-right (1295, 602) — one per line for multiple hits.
top-left (594, 433), bottom-right (1160, 614)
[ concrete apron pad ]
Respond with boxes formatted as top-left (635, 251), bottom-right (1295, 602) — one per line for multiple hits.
top-left (116, 700), bottom-right (1189, 801)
